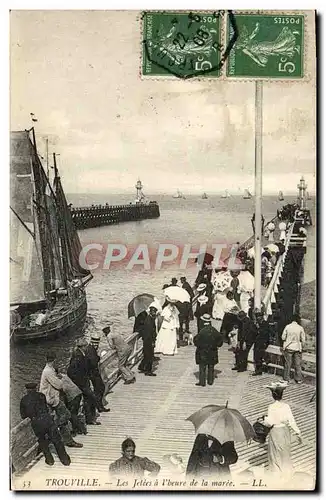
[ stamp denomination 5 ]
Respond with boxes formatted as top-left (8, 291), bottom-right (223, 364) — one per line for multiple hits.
top-left (226, 14), bottom-right (304, 78)
top-left (142, 11), bottom-right (229, 79)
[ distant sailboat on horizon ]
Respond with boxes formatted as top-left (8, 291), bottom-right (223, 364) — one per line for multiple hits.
top-left (173, 189), bottom-right (186, 199)
top-left (201, 192), bottom-right (208, 199)
top-left (243, 189), bottom-right (252, 199)
top-left (221, 190), bottom-right (230, 199)
top-left (278, 190), bottom-right (284, 201)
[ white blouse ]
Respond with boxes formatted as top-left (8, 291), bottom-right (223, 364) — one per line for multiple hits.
top-left (161, 305), bottom-right (179, 329)
top-left (264, 401), bottom-right (300, 435)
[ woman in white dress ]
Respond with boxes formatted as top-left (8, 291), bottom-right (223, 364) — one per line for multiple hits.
top-left (155, 302), bottom-right (179, 356)
top-left (263, 385), bottom-right (302, 481)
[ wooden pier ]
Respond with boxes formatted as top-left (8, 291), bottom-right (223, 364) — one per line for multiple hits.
top-left (70, 202), bottom-right (160, 230)
top-left (11, 342), bottom-right (316, 490)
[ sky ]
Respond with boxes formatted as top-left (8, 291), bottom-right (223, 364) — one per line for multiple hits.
top-left (10, 10), bottom-right (316, 195)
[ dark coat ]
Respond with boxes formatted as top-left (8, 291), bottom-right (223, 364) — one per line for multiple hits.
top-left (20, 391), bottom-right (54, 434)
top-left (182, 281), bottom-right (194, 300)
top-left (85, 344), bottom-right (100, 378)
top-left (186, 434), bottom-right (238, 477)
top-left (133, 311), bottom-right (147, 333)
top-left (67, 348), bottom-right (90, 391)
top-left (255, 320), bottom-right (270, 348)
top-left (195, 299), bottom-right (213, 319)
top-left (238, 317), bottom-right (257, 345)
top-left (194, 325), bottom-right (223, 365)
top-left (142, 313), bottom-right (157, 345)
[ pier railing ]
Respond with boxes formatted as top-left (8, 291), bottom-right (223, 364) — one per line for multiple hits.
top-left (10, 332), bottom-right (143, 474)
top-left (262, 222), bottom-right (294, 317)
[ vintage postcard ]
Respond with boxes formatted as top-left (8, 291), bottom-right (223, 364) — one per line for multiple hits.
top-left (10, 9), bottom-right (316, 492)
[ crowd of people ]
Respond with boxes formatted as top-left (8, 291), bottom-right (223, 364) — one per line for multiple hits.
top-left (18, 215), bottom-right (309, 481)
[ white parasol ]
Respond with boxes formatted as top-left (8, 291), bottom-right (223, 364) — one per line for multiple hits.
top-left (164, 286), bottom-right (190, 303)
top-left (212, 271), bottom-right (232, 293)
top-left (247, 246), bottom-right (264, 258)
top-left (238, 270), bottom-right (255, 292)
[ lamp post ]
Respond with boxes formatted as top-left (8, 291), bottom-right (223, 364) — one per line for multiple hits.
top-left (254, 81), bottom-right (263, 311)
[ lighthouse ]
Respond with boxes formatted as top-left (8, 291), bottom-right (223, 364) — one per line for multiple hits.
top-left (297, 176), bottom-right (307, 210)
top-left (135, 179), bottom-right (145, 204)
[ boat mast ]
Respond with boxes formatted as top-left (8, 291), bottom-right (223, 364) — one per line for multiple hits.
top-left (254, 81), bottom-right (263, 311)
top-left (29, 128), bottom-right (53, 299)
top-left (53, 152), bottom-right (68, 287)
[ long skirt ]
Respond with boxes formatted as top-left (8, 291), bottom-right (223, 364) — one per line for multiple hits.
top-left (240, 292), bottom-right (251, 313)
top-left (268, 426), bottom-right (293, 479)
top-left (212, 293), bottom-right (225, 319)
top-left (155, 326), bottom-right (178, 355)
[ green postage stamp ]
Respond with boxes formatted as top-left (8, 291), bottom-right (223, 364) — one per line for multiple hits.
top-left (142, 12), bottom-right (305, 79)
top-left (142, 11), bottom-right (223, 78)
top-left (226, 14), bottom-right (304, 78)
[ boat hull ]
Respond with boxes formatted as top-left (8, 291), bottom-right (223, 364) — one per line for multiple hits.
top-left (11, 293), bottom-right (87, 343)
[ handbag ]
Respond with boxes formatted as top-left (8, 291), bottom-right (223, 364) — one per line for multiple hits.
top-left (253, 417), bottom-right (273, 444)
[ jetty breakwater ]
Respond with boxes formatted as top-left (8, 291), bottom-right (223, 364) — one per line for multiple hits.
top-left (70, 201), bottom-right (160, 230)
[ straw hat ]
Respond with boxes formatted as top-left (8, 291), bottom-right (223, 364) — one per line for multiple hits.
top-left (197, 295), bottom-right (208, 305)
top-left (197, 283), bottom-right (207, 292)
top-left (200, 313), bottom-right (212, 322)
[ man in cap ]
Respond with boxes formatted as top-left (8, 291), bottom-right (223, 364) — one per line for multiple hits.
top-left (194, 314), bottom-right (224, 387)
top-left (20, 383), bottom-right (71, 466)
top-left (67, 337), bottom-right (103, 425)
top-left (234, 311), bottom-right (257, 372)
top-left (103, 325), bottom-right (136, 384)
top-left (39, 352), bottom-right (83, 448)
top-left (171, 277), bottom-right (178, 287)
top-left (85, 334), bottom-right (110, 412)
top-left (138, 305), bottom-right (158, 376)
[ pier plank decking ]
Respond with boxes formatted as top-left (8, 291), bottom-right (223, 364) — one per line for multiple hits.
top-left (13, 343), bottom-right (316, 489)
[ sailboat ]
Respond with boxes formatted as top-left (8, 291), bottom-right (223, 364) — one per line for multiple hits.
top-left (278, 191), bottom-right (284, 201)
top-left (221, 190), bottom-right (230, 199)
top-left (201, 192), bottom-right (208, 199)
top-left (173, 189), bottom-right (186, 199)
top-left (10, 129), bottom-right (92, 342)
top-left (243, 189), bottom-right (252, 199)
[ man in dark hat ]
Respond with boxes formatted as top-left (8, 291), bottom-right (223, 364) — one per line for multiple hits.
top-left (180, 277), bottom-right (194, 335)
top-left (138, 306), bottom-right (158, 376)
top-left (67, 337), bottom-right (104, 425)
top-left (20, 383), bottom-right (71, 466)
top-left (171, 277), bottom-right (178, 287)
top-left (85, 334), bottom-right (110, 412)
top-left (252, 312), bottom-right (270, 376)
top-left (234, 311), bottom-right (257, 372)
top-left (194, 314), bottom-right (224, 387)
